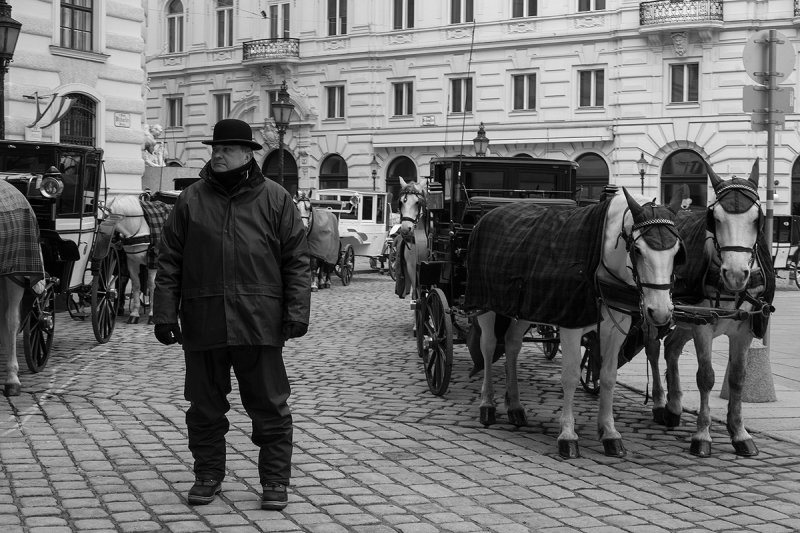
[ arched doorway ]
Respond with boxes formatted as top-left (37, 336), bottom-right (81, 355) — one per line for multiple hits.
top-left (262, 149), bottom-right (299, 196)
top-left (661, 149), bottom-right (707, 211)
top-left (575, 153), bottom-right (609, 202)
top-left (386, 156), bottom-right (417, 213)
top-left (60, 93), bottom-right (97, 146)
top-left (320, 154), bottom-right (348, 189)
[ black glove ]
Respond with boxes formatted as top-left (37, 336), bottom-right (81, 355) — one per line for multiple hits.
top-left (154, 323), bottom-right (183, 345)
top-left (283, 321), bottom-right (308, 341)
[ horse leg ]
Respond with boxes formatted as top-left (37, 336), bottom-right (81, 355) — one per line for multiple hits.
top-left (476, 311), bottom-right (498, 426)
top-left (557, 328), bottom-right (583, 458)
top-left (503, 318), bottom-right (531, 427)
top-left (596, 312), bottom-right (629, 457)
top-left (310, 258), bottom-right (319, 292)
top-left (644, 335), bottom-right (667, 424)
top-left (127, 258), bottom-right (141, 324)
top-left (689, 326), bottom-right (715, 457)
top-left (1, 279), bottom-right (23, 397)
top-left (146, 268), bottom-right (157, 325)
top-left (661, 326), bottom-right (693, 427)
top-left (323, 264), bottom-right (331, 289)
top-left (726, 324), bottom-right (758, 456)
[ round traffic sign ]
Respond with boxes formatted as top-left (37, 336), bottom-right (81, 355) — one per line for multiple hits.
top-left (743, 30), bottom-right (796, 85)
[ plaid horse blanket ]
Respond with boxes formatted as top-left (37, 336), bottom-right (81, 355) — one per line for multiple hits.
top-left (463, 200), bottom-right (610, 328)
top-left (307, 208), bottom-right (340, 265)
top-left (140, 199), bottom-right (172, 270)
top-left (0, 180), bottom-right (44, 281)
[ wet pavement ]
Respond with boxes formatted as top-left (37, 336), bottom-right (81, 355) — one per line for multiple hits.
top-left (2, 261), bottom-right (800, 533)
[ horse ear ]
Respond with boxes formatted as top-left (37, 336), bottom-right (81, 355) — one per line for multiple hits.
top-left (748, 157), bottom-right (760, 187)
top-left (705, 160), bottom-right (723, 189)
top-left (666, 185), bottom-right (684, 214)
top-left (622, 187), bottom-right (645, 220)
top-left (399, 176), bottom-right (408, 188)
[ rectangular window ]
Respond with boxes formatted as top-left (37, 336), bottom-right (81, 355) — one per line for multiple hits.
top-left (451, 0), bottom-right (474, 24)
top-left (328, 0), bottom-right (347, 36)
top-left (61, 0), bottom-right (93, 52)
top-left (512, 74), bottom-right (536, 110)
top-left (167, 13), bottom-right (183, 53)
top-left (450, 78), bottom-right (473, 113)
top-left (216, 0), bottom-right (233, 47)
top-left (326, 86), bottom-right (345, 119)
top-left (512, 0), bottom-right (537, 17)
top-left (578, 70), bottom-right (604, 108)
top-left (269, 3), bottom-right (291, 39)
top-left (578, 0), bottom-right (605, 12)
top-left (167, 97), bottom-right (183, 128)
top-left (215, 94), bottom-right (231, 123)
top-left (670, 63), bottom-right (699, 103)
top-left (393, 0), bottom-right (414, 30)
top-left (393, 82), bottom-right (413, 116)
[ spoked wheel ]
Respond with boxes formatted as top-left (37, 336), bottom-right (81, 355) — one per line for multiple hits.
top-left (795, 261), bottom-right (800, 290)
top-left (339, 245), bottom-right (355, 286)
top-left (23, 284), bottom-right (56, 373)
top-left (388, 241), bottom-right (397, 281)
top-left (92, 246), bottom-right (121, 344)
top-left (417, 288), bottom-right (453, 396)
top-left (537, 325), bottom-right (560, 360)
top-left (579, 332), bottom-right (601, 396)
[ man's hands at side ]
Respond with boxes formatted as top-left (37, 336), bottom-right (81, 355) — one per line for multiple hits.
top-left (283, 321), bottom-right (308, 341)
top-left (154, 323), bottom-right (183, 345)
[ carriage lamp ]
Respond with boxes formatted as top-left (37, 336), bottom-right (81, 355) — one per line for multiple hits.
top-left (0, 0), bottom-right (22, 140)
top-left (636, 152), bottom-right (648, 195)
top-left (473, 123), bottom-right (489, 157)
top-left (39, 166), bottom-right (64, 198)
top-left (370, 155), bottom-right (380, 191)
top-left (271, 79), bottom-right (295, 188)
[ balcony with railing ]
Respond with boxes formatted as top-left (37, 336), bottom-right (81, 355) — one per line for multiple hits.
top-left (242, 38), bottom-right (300, 65)
top-left (795, 0), bottom-right (800, 18)
top-left (639, 0), bottom-right (723, 30)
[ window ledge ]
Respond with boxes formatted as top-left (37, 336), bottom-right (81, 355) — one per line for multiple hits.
top-left (575, 107), bottom-right (605, 113)
top-left (322, 118), bottom-right (346, 123)
top-left (389, 115), bottom-right (414, 121)
top-left (667, 102), bottom-right (700, 109)
top-left (510, 109), bottom-right (538, 116)
top-left (50, 46), bottom-right (109, 63)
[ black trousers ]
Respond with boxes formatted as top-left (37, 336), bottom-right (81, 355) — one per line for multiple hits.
top-left (184, 346), bottom-right (292, 486)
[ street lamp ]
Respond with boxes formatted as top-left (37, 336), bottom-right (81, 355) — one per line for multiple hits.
top-left (636, 152), bottom-right (648, 195)
top-left (0, 0), bottom-right (22, 140)
top-left (473, 122), bottom-right (489, 157)
top-left (271, 79), bottom-right (294, 188)
top-left (370, 154), bottom-right (379, 191)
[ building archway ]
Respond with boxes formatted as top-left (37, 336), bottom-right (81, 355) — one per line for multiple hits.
top-left (661, 149), bottom-right (707, 211)
top-left (575, 152), bottom-right (609, 202)
top-left (262, 149), bottom-right (299, 196)
top-left (386, 156), bottom-right (417, 212)
top-left (513, 153), bottom-right (533, 158)
top-left (320, 154), bottom-right (348, 189)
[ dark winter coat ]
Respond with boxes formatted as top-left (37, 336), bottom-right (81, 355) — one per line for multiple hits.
top-left (153, 161), bottom-right (310, 350)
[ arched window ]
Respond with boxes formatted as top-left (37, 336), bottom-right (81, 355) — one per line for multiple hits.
top-left (320, 154), bottom-right (348, 189)
top-left (513, 153), bottom-right (533, 158)
top-left (575, 153), bottom-right (609, 202)
top-left (262, 149), bottom-right (299, 196)
top-left (791, 158), bottom-right (800, 216)
top-left (661, 149), bottom-right (707, 211)
top-left (386, 156), bottom-right (417, 213)
top-left (60, 93), bottom-right (96, 147)
top-left (167, 0), bottom-right (184, 53)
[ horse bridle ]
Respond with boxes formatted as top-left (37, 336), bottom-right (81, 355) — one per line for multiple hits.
top-left (706, 183), bottom-right (762, 266)
top-left (398, 187), bottom-right (426, 234)
top-left (294, 196), bottom-right (314, 236)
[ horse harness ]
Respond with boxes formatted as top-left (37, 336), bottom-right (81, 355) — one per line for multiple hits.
top-left (398, 186), bottom-right (426, 239)
top-left (99, 204), bottom-right (150, 249)
top-left (706, 180), bottom-right (763, 265)
top-left (294, 196), bottom-right (314, 236)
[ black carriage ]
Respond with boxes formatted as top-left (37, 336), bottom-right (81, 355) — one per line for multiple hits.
top-left (1, 140), bottom-right (123, 372)
top-left (772, 214), bottom-right (800, 288)
top-left (412, 155), bottom-right (580, 395)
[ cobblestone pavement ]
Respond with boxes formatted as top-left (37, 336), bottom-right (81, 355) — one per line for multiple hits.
top-left (2, 265), bottom-right (800, 533)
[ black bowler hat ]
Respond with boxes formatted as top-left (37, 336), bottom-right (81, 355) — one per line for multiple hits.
top-left (202, 119), bottom-right (262, 151)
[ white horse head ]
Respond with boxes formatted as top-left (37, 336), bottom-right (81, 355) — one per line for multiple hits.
top-left (293, 189), bottom-right (313, 231)
top-left (397, 176), bottom-right (427, 238)
top-left (705, 159), bottom-right (762, 292)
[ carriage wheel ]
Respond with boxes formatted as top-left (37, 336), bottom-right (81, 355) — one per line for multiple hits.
top-left (23, 284), bottom-right (56, 373)
top-left (339, 245), bottom-right (355, 286)
top-left (579, 332), bottom-right (601, 396)
top-left (537, 325), bottom-right (560, 360)
top-left (795, 261), bottom-right (800, 289)
top-left (417, 288), bottom-right (453, 396)
top-left (388, 241), bottom-right (397, 281)
top-left (65, 291), bottom-right (87, 320)
top-left (91, 246), bottom-right (121, 344)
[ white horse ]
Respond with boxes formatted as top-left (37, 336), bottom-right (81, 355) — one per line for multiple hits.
top-left (468, 188), bottom-right (684, 458)
top-left (294, 190), bottom-right (340, 291)
top-left (105, 196), bottom-right (156, 324)
top-left (643, 159), bottom-right (772, 457)
top-left (394, 177), bottom-right (427, 300)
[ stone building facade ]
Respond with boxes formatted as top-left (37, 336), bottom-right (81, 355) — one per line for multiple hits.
top-left (144, 0), bottom-right (800, 215)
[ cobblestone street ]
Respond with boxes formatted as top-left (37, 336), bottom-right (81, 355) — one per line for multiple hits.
top-left (2, 265), bottom-right (800, 533)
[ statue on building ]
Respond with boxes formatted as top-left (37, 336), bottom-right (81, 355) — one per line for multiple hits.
top-left (260, 117), bottom-right (280, 150)
top-left (671, 32), bottom-right (687, 57)
top-left (143, 123), bottom-right (167, 167)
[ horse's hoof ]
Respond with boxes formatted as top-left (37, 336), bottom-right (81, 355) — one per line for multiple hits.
top-left (311, 287), bottom-right (318, 292)
top-left (558, 440), bottom-right (580, 459)
top-left (479, 406), bottom-right (496, 427)
top-left (652, 407), bottom-right (666, 425)
top-left (126, 316), bottom-right (139, 324)
top-left (602, 439), bottom-right (627, 458)
top-left (507, 408), bottom-right (527, 427)
top-left (689, 440), bottom-right (712, 457)
top-left (3, 384), bottom-right (20, 397)
top-left (664, 411), bottom-right (681, 428)
top-left (147, 317), bottom-right (154, 326)
top-left (732, 439), bottom-right (759, 457)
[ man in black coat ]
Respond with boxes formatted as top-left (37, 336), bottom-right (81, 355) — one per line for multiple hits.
top-left (153, 119), bottom-right (311, 510)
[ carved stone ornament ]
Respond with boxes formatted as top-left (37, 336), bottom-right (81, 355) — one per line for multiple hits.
top-left (212, 51), bottom-right (233, 61)
top-left (260, 118), bottom-right (279, 150)
top-left (163, 56), bottom-right (183, 66)
top-left (388, 33), bottom-right (414, 45)
top-left (573, 16), bottom-right (605, 29)
top-left (323, 39), bottom-right (349, 50)
top-left (508, 21), bottom-right (537, 34)
top-left (446, 27), bottom-right (473, 40)
top-left (671, 32), bottom-right (688, 57)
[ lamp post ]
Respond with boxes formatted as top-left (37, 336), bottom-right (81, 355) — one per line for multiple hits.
top-left (370, 154), bottom-right (379, 191)
top-left (636, 152), bottom-right (648, 195)
top-left (473, 122), bottom-right (489, 157)
top-left (271, 80), bottom-right (294, 188)
top-left (0, 0), bottom-right (22, 140)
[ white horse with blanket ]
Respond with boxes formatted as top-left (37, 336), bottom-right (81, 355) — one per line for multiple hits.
top-left (464, 188), bottom-right (685, 459)
top-left (643, 159), bottom-right (775, 457)
top-left (294, 190), bottom-right (341, 291)
top-left (393, 177), bottom-right (428, 302)
top-left (0, 180), bottom-right (46, 396)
